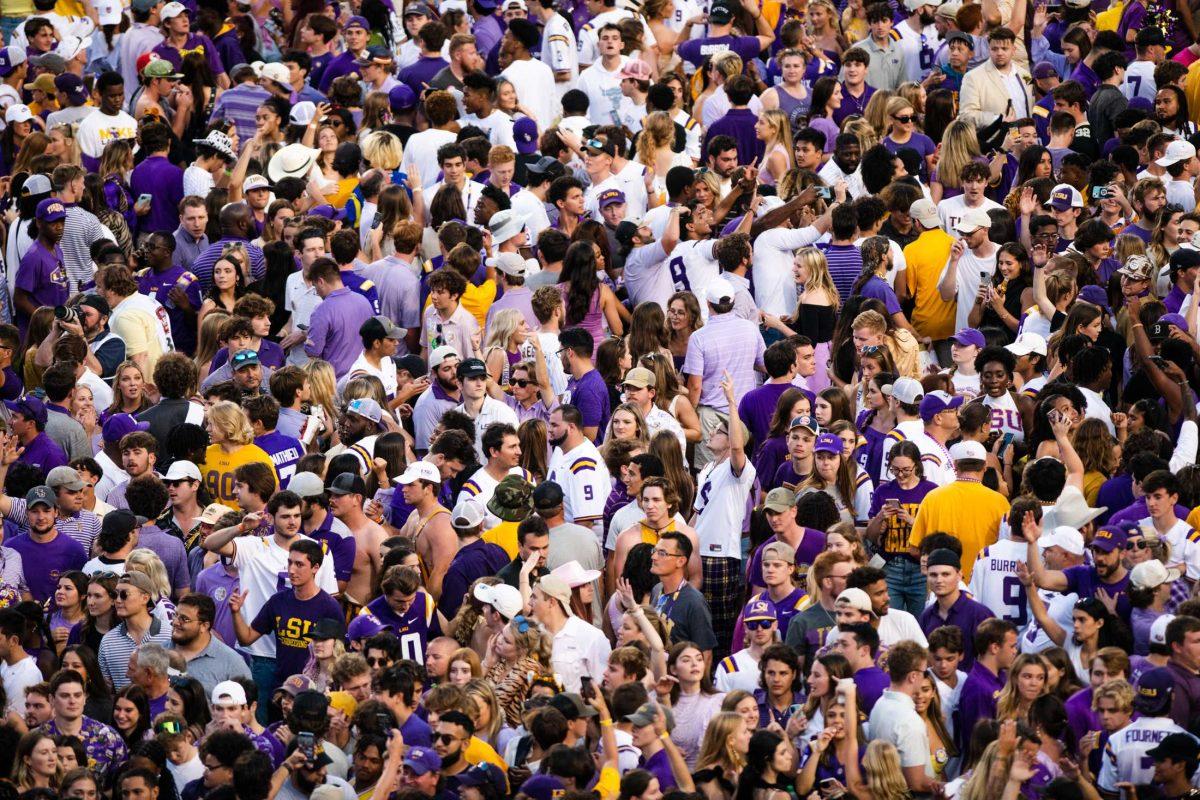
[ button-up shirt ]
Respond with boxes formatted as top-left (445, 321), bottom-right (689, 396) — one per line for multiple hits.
top-left (170, 634), bottom-right (252, 696)
top-left (954, 661), bottom-right (1005, 751)
top-left (173, 227), bottom-right (210, 272)
top-left (918, 591), bottom-right (995, 669)
top-left (681, 311), bottom-right (765, 411)
top-left (42, 716), bottom-right (128, 778)
top-left (852, 34), bottom-right (908, 91)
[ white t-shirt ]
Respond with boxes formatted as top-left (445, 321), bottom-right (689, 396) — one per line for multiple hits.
top-left (1142, 517), bottom-right (1200, 580)
top-left (936, 195), bottom-right (1002, 235)
top-left (168, 754), bottom-right (205, 788)
top-left (1, 656), bottom-right (42, 715)
top-left (753, 226), bottom-right (823, 316)
top-left (401, 128), bottom-right (457, 189)
top-left (77, 109), bottom-right (138, 159)
top-left (941, 244), bottom-right (998, 332)
top-left (232, 534), bottom-right (338, 658)
top-left (576, 56), bottom-right (629, 126)
top-left (982, 391), bottom-right (1024, 443)
top-left (499, 59), bottom-right (560, 134)
top-left (541, 11), bottom-right (579, 95)
top-left (868, 692), bottom-right (932, 775)
top-left (577, 10), bottom-right (655, 66)
top-left (453, 398), bottom-right (520, 463)
top-left (511, 190), bottom-right (552, 241)
top-left (459, 110), bottom-right (516, 149)
top-left (693, 457), bottom-right (756, 559)
top-left (285, 271), bottom-right (321, 365)
top-left (622, 241), bottom-right (673, 309)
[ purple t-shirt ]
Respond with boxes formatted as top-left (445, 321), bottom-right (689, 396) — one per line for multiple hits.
top-left (955, 661), bottom-right (1005, 750)
top-left (747, 530), bottom-right (826, 587)
top-left (1064, 687), bottom-right (1097, 742)
top-left (399, 712), bottom-right (432, 747)
top-left (918, 593), bottom-right (995, 670)
top-left (151, 33), bottom-right (225, 75)
top-left (304, 287), bottom-right (375, 377)
top-left (1109, 499), bottom-right (1190, 527)
top-left (5, 531), bottom-right (87, 602)
top-left (138, 263), bottom-right (204, 356)
top-left (854, 665), bottom-right (890, 713)
top-left (129, 155), bottom-right (184, 237)
top-left (866, 480), bottom-right (937, 558)
top-left (19, 432), bottom-right (68, 474)
top-left (566, 368), bottom-right (610, 441)
top-left (883, 132), bottom-right (936, 162)
top-left (136, 524), bottom-right (191, 593)
top-left (857, 275), bottom-right (901, 315)
top-left (255, 431), bottom-right (304, 489)
top-left (399, 56), bottom-right (449, 97)
top-left (771, 460), bottom-right (809, 492)
top-left (677, 35), bottom-right (763, 67)
top-left (211, 340), bottom-right (287, 372)
top-left (440, 539), bottom-right (510, 618)
top-left (309, 514), bottom-right (357, 584)
top-left (251, 588), bottom-right (344, 682)
top-left (833, 84), bottom-right (875, 126)
top-left (738, 382), bottom-right (795, 457)
top-left (194, 562), bottom-right (240, 647)
top-left (16, 240), bottom-right (68, 335)
top-left (1063, 564), bottom-right (1132, 619)
top-left (642, 747), bottom-right (677, 790)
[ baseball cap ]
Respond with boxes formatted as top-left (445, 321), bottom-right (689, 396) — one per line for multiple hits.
top-left (102, 510), bottom-right (145, 540)
top-left (513, 116), bottom-right (538, 154)
top-left (6, 396), bottom-right (48, 426)
top-left (814, 432), bottom-right (842, 455)
top-left (955, 208), bottom-right (992, 234)
top-left (118, 570), bottom-right (155, 597)
top-left (309, 617), bottom-right (346, 641)
top-left (490, 252), bottom-right (531, 277)
top-left (583, 138), bottom-right (616, 157)
top-left (160, 1), bottom-right (187, 18)
top-left (456, 358), bottom-right (488, 380)
top-left (622, 366), bottom-right (656, 389)
top-left (397, 461), bottom-right (441, 485)
top-left (952, 328), bottom-right (986, 349)
top-left (926, 548), bottom-right (962, 570)
top-left (287, 472), bottom-right (324, 499)
top-left (522, 776), bottom-right (569, 800)
top-left (395, 354), bottom-right (427, 378)
top-left (230, 349), bottom-right (260, 371)
top-left (1006, 332), bottom-right (1047, 357)
top-left (142, 58), bottom-right (183, 79)
top-left (1118, 255), bottom-right (1154, 281)
top-left (1049, 183), bottom-right (1084, 210)
top-left (763, 487), bottom-right (797, 513)
top-left (242, 175), bottom-right (271, 193)
top-left (882, 376), bottom-right (924, 404)
top-left (533, 481), bottom-right (565, 510)
top-left (537, 574), bottom-right (573, 614)
top-left (0, 47), bottom-right (27, 78)
top-left (346, 397), bottom-right (385, 428)
top-left (355, 44), bottom-right (394, 67)
top-left (708, 0), bottom-right (734, 23)
top-left (919, 390), bottom-right (964, 422)
top-left (1038, 526), bottom-right (1085, 556)
top-left (619, 60), bottom-right (651, 81)
top-left (625, 702), bottom-right (674, 731)
top-left (360, 315), bottom-right (405, 342)
top-left (1170, 247), bottom-right (1200, 277)
top-left (1131, 559), bottom-right (1182, 590)
top-left (24, 486), bottom-right (55, 509)
top-left (194, 503), bottom-right (236, 525)
top-left (549, 692), bottom-right (598, 720)
top-left (762, 541), bottom-right (796, 565)
top-left (21, 173), bottom-right (51, 197)
top-left (788, 414), bottom-right (819, 434)
top-left (707, 276), bottom-right (735, 304)
top-left (35, 197), bottom-right (65, 222)
top-left (428, 345), bottom-right (459, 369)
top-left (1091, 525), bottom-right (1128, 553)
top-left (1032, 61), bottom-right (1058, 80)
top-left (936, 1), bottom-right (961, 18)
top-left (597, 189), bottom-right (627, 209)
top-left (403, 747), bottom-right (441, 776)
top-left (328, 472), bottom-right (368, 497)
top-left (46, 466), bottom-right (85, 492)
top-left (1148, 733), bottom-right (1200, 763)
top-left (945, 30), bottom-right (974, 49)
top-left (24, 73), bottom-right (56, 94)
top-left (451, 497), bottom-right (485, 529)
top-left (404, 1), bottom-right (434, 14)
top-left (527, 155), bottom-right (560, 176)
top-left (836, 587), bottom-right (876, 617)
top-left (1157, 140), bottom-right (1197, 168)
top-left (275, 674), bottom-right (317, 697)
top-left (743, 596), bottom-right (778, 622)
top-left (909, 198), bottom-right (940, 229)
top-left (1134, 667), bottom-right (1175, 715)
top-left (289, 100), bottom-right (317, 126)
top-left (343, 14), bottom-right (369, 29)
top-left (346, 613), bottom-right (392, 641)
top-left (948, 440), bottom-right (986, 461)
top-left (473, 583), bottom-right (522, 619)
top-left (211, 680), bottom-right (248, 707)
top-left (1150, 614), bottom-right (1176, 647)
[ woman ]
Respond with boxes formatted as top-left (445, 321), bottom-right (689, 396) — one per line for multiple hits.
top-left (693, 712), bottom-right (752, 800)
top-left (865, 442), bottom-right (935, 616)
top-left (734, 729), bottom-right (795, 800)
top-left (518, 418), bottom-right (549, 482)
top-left (325, 142), bottom-right (362, 208)
top-left (1073, 418), bottom-right (1117, 505)
top-left (104, 361), bottom-right (152, 420)
top-left (826, 522), bottom-right (870, 565)
top-left (303, 626), bottom-right (346, 691)
top-left (13, 732), bottom-right (61, 790)
top-left (853, 373), bottom-right (896, 485)
top-left (114, 684), bottom-right (152, 748)
top-left (49, 571), bottom-right (88, 654)
top-left (61, 644), bottom-right (113, 723)
top-left (46, 124), bottom-right (82, 167)
top-left (930, 119), bottom-right (983, 202)
top-left (755, 109), bottom-right (795, 187)
top-left (859, 740), bottom-right (912, 800)
top-left (721, 690), bottom-right (761, 731)
top-left (127, 549), bottom-right (178, 624)
top-left (1028, 593), bottom-right (1126, 683)
top-left (165, 675), bottom-right (212, 739)
top-left (620, 770), bottom-right (665, 800)
top-left (367, 184), bottom-right (417, 261)
top-left (61, 768), bottom-right (99, 800)
top-left (254, 201), bottom-right (296, 248)
top-left (801, 653), bottom-right (852, 738)
top-left (816, 387), bottom-right (853, 429)
top-left (483, 308), bottom-right (530, 388)
top-left (254, 98), bottom-right (287, 150)
top-left (799, 433), bottom-right (871, 525)
top-left (663, 641), bottom-right (726, 769)
top-left (200, 401), bottom-right (276, 511)
top-left (69, 573), bottom-right (117, 654)
top-left (974, 243), bottom-right (1034, 337)
top-left (650, 430), bottom-right (695, 514)
top-left (181, 52), bottom-right (220, 144)
top-left (0, 107), bottom-right (36, 177)
top-left (194, 312), bottom-right (231, 380)
top-left (639, 352), bottom-right (703, 443)
top-left (359, 92), bottom-right (392, 137)
top-left (482, 616), bottom-right (552, 727)
top-left (808, 0), bottom-right (847, 56)
top-left (9, 131), bottom-right (48, 177)
top-left (795, 695), bottom-right (864, 796)
top-left (199, 255), bottom-right (246, 326)
top-left (1148, 203), bottom-right (1185, 270)
top-left (448, 648), bottom-right (482, 686)
top-left (81, 172), bottom-right (132, 258)
top-left (1128, 559), bottom-right (1176, 654)
top-left (316, 123), bottom-right (340, 183)
top-left (99, 139), bottom-right (136, 234)
top-left (806, 77), bottom-right (842, 155)
top-left (761, 49), bottom-right (811, 121)
top-left (1155, 86), bottom-right (1197, 139)
top-left (1003, 148), bottom-right (1054, 211)
top-left (628, 302), bottom-right (671, 367)
top-left (996, 653), bottom-right (1049, 722)
top-left (598, 337), bottom-right (632, 412)
top-left (883, 96), bottom-right (935, 179)
top-left (463, 678), bottom-right (516, 756)
top-left (914, 671), bottom-right (955, 781)
top-left (560, 241), bottom-right (625, 352)
top-left (71, 384), bottom-right (99, 446)
top-left (666, 292), bottom-right (702, 372)
top-left (605, 403), bottom-right (650, 448)
top-left (637, 113), bottom-right (691, 201)
top-left (762, 247), bottom-right (839, 391)
top-left (850, 237), bottom-right (910, 334)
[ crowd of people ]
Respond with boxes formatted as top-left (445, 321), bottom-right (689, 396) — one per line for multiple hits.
top-left (0, 0), bottom-right (1195, 799)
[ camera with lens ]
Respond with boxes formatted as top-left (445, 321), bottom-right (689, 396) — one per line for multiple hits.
top-left (53, 305), bottom-right (78, 325)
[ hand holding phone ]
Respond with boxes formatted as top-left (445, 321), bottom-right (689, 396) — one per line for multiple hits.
top-left (297, 731), bottom-right (316, 764)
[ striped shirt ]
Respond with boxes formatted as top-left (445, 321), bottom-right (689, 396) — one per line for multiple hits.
top-left (98, 615), bottom-right (174, 690)
top-left (681, 312), bottom-right (765, 411)
top-left (62, 206), bottom-right (110, 293)
top-left (817, 242), bottom-right (864, 305)
top-left (191, 237), bottom-right (266, 293)
top-left (210, 83), bottom-right (272, 148)
top-left (4, 497), bottom-right (100, 552)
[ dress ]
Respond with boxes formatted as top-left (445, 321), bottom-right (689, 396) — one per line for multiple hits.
top-left (559, 284), bottom-right (606, 357)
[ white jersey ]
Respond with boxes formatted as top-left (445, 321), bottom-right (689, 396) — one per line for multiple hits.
top-left (458, 465), bottom-right (533, 527)
top-left (666, 240), bottom-right (719, 315)
top-left (714, 648), bottom-right (761, 693)
top-left (895, 20), bottom-right (941, 84)
top-left (109, 292), bottom-right (174, 353)
top-left (547, 440), bottom-right (611, 524)
top-left (499, 58), bottom-right (560, 134)
top-left (1121, 60), bottom-right (1157, 103)
top-left (232, 534), bottom-right (338, 658)
top-left (1099, 718), bottom-right (1192, 792)
top-left (459, 110), bottom-right (516, 149)
top-left (967, 538), bottom-right (1029, 627)
top-left (540, 11), bottom-right (579, 96)
top-left (880, 420), bottom-right (956, 486)
top-left (1021, 587), bottom-right (1078, 653)
top-left (982, 391), bottom-right (1024, 444)
top-left (693, 457), bottom-right (756, 559)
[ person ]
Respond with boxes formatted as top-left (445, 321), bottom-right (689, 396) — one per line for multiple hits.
top-left (41, 668), bottom-right (128, 780)
top-left (954, 617), bottom-right (1018, 751)
top-left (867, 639), bottom-right (936, 793)
top-left (530, 573), bottom-right (611, 693)
top-left (168, 592), bottom-right (252, 695)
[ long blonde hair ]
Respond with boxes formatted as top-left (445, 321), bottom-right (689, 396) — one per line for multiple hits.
top-left (464, 678), bottom-right (505, 742)
top-left (484, 307), bottom-right (525, 353)
top-left (636, 112), bottom-right (675, 167)
top-left (50, 123), bottom-right (82, 167)
top-left (603, 402), bottom-right (650, 448)
top-left (758, 108), bottom-right (795, 170)
top-left (207, 401), bottom-right (255, 446)
top-left (794, 246), bottom-right (841, 310)
top-left (960, 741), bottom-right (1011, 800)
top-left (996, 653), bottom-right (1048, 721)
top-left (864, 89), bottom-right (895, 138)
top-left (305, 359), bottom-right (338, 424)
top-left (938, 120), bottom-right (983, 189)
top-left (694, 712), bottom-right (748, 773)
top-left (863, 741), bottom-right (912, 800)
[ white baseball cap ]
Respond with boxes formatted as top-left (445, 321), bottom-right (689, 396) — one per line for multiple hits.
top-left (211, 680), bottom-right (248, 707)
top-left (450, 497), bottom-right (485, 528)
top-left (1131, 559), bottom-right (1183, 590)
top-left (1038, 525), bottom-right (1085, 556)
top-left (473, 583), bottom-right (522, 619)
top-left (242, 174), bottom-right (271, 192)
top-left (5, 104), bottom-right (32, 124)
top-left (882, 376), bottom-right (924, 404)
top-left (706, 276), bottom-right (735, 304)
top-left (948, 440), bottom-right (987, 461)
top-left (1150, 614), bottom-right (1177, 646)
top-left (1156, 139), bottom-right (1197, 168)
top-left (429, 345), bottom-right (460, 369)
top-left (1006, 332), bottom-right (1047, 357)
top-left (397, 461), bottom-right (441, 485)
top-left (163, 460), bottom-right (202, 482)
top-left (955, 208), bottom-right (992, 234)
top-left (161, 2), bottom-right (187, 19)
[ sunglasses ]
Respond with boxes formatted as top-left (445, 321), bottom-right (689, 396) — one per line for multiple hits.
top-left (116, 589), bottom-right (141, 600)
top-left (435, 733), bottom-right (459, 745)
top-left (366, 656), bottom-right (391, 667)
top-left (164, 479), bottom-right (193, 487)
top-left (1125, 539), bottom-right (1153, 550)
top-left (512, 379), bottom-right (532, 388)
top-left (861, 345), bottom-right (885, 355)
top-left (746, 619), bottom-right (775, 631)
top-left (892, 115), bottom-right (915, 124)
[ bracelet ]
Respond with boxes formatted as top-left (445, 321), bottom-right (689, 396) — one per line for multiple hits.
top-left (412, 187), bottom-right (423, 192)
top-left (659, 732), bottom-right (671, 741)
top-left (1132, 323), bottom-right (1144, 328)
top-left (600, 718), bottom-right (613, 727)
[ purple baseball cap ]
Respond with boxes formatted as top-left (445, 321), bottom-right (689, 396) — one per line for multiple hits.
top-left (513, 116), bottom-right (538, 155)
top-left (1090, 524), bottom-right (1128, 553)
top-left (5, 396), bottom-right (46, 427)
top-left (919, 390), bottom-right (964, 422)
top-left (1078, 285), bottom-right (1110, 311)
top-left (1032, 61), bottom-right (1058, 81)
top-left (347, 612), bottom-right (392, 641)
top-left (1135, 667), bottom-right (1174, 715)
top-left (389, 83), bottom-right (417, 112)
top-left (597, 189), bottom-right (626, 209)
top-left (102, 412), bottom-right (150, 443)
top-left (342, 14), bottom-right (369, 29)
top-left (521, 776), bottom-right (567, 800)
top-left (403, 747), bottom-right (442, 776)
top-left (951, 328), bottom-right (986, 349)
top-left (813, 432), bottom-right (842, 455)
top-left (1160, 312), bottom-right (1189, 333)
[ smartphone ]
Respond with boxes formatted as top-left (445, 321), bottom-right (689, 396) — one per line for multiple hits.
top-left (138, 193), bottom-right (152, 205)
top-left (787, 703), bottom-right (805, 717)
top-left (1090, 185), bottom-right (1110, 201)
top-left (297, 731), bottom-right (315, 763)
top-left (884, 498), bottom-right (900, 510)
top-left (820, 780), bottom-right (837, 790)
top-left (814, 186), bottom-right (833, 201)
top-left (580, 675), bottom-right (596, 701)
top-left (376, 712), bottom-right (393, 731)
top-left (997, 432), bottom-right (1015, 459)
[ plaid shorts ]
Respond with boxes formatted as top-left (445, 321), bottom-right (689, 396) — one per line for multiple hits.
top-left (702, 555), bottom-right (744, 661)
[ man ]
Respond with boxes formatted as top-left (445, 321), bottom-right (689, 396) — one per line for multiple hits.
top-left (649, 531), bottom-right (717, 666)
top-left (1139, 470), bottom-right (1200, 579)
top-left (395, 461), bottom-right (455, 600)
top-left (77, 71), bottom-right (136, 172)
top-left (0, 461), bottom-right (98, 550)
top-left (37, 366), bottom-right (86, 463)
top-left (304, 258), bottom-right (374, 378)
top-left (530, 573), bottom-right (611, 693)
top-left (557, 328), bottom-right (609, 441)
top-left (423, 144), bottom-right (484, 223)
top-left (153, 0), bottom-right (226, 82)
top-left (42, 668), bottom-right (127, 778)
top-left (1089, 52), bottom-right (1129, 145)
top-left (495, 514), bottom-right (549, 590)
top-left (1123, 28), bottom-right (1164, 102)
top-left (458, 423), bottom-right (524, 512)
top-left (1, 484), bottom-right (85, 602)
top-left (289, 472), bottom-right (355, 594)
top-left (1164, 615), bottom-right (1200, 729)
top-left (344, 317), bottom-right (404, 402)
top-left (847, 565), bottom-right (927, 647)
top-left (454, 360), bottom-right (519, 462)
top-left (909, 440), bottom-right (1010, 575)
top-left (895, 0), bottom-right (940, 84)
top-left (98, 571), bottom-right (173, 690)
top-left (126, 643), bottom-right (172, 716)
top-left (105, 430), bottom-right (159, 511)
top-left (959, 27), bottom-right (1033, 129)
top-left (15, 197), bottom-right (67, 338)
top-left (936, 162), bottom-right (1002, 238)
top-left (901, 200), bottom-right (956, 347)
top-left (169, 592), bottom-right (251, 695)
top-left (0, 609), bottom-right (40, 716)
top-left (1099, 668), bottom-right (1190, 793)
top-left (868, 640), bottom-right (937, 793)
top-left (318, 15), bottom-right (371, 93)
top-left (954, 618), bottom-right (1018, 750)
top-left (546, 404), bottom-right (611, 532)
top-left (621, 367), bottom-right (685, 448)
top-left (137, 235), bottom-right (203, 358)
top-left (1023, 520), bottom-right (1132, 621)
top-left (132, 62), bottom-right (194, 144)
top-left (683, 277), bottom-right (765, 470)
top-left (715, 597), bottom-right (778, 692)
top-left (276, 737), bottom-right (356, 800)
top-left (918, 549), bottom-right (994, 667)
top-left (835, 49), bottom-right (875, 125)
top-left (610, 478), bottom-right (701, 590)
top-left (575, 23), bottom-right (628, 126)
top-left (834, 621), bottom-right (890, 713)
top-left (229, 539), bottom-right (344, 689)
top-left (97, 263), bottom-right (171, 377)
top-left (22, 683), bottom-right (52, 731)
top-left (327, 473), bottom-right (387, 614)
top-left (497, 19), bottom-right (558, 138)
top-left (126, 476), bottom-right (191, 594)
top-left (362, 566), bottom-right (439, 667)
top-left (62, 294), bottom-right (124, 385)
top-left (852, 2), bottom-right (908, 91)
top-left (203, 490), bottom-right (338, 717)
top-left (432, 710), bottom-right (476, 790)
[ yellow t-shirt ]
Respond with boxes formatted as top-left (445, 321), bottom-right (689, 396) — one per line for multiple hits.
top-left (327, 176), bottom-right (359, 209)
top-left (1187, 506), bottom-right (1200, 533)
top-left (483, 520), bottom-right (519, 559)
top-left (1083, 471), bottom-right (1106, 507)
top-left (909, 480), bottom-right (1010, 580)
top-left (594, 766), bottom-right (620, 800)
top-left (200, 443), bottom-right (277, 511)
top-left (465, 736), bottom-right (507, 772)
top-left (903, 229), bottom-right (957, 342)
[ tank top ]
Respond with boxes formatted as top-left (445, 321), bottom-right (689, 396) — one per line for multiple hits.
top-left (760, 143), bottom-right (791, 187)
top-left (559, 283), bottom-right (606, 357)
top-left (774, 84), bottom-right (810, 122)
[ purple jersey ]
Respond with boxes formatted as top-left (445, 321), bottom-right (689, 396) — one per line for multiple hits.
top-left (5, 530), bottom-right (86, 602)
top-left (363, 590), bottom-right (442, 663)
top-left (254, 431), bottom-right (304, 489)
top-left (138, 264), bottom-right (203, 355)
top-left (866, 480), bottom-right (937, 558)
top-left (251, 588), bottom-right (344, 682)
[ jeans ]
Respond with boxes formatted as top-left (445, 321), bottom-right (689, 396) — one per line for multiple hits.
top-left (250, 655), bottom-right (278, 725)
top-left (884, 557), bottom-right (927, 618)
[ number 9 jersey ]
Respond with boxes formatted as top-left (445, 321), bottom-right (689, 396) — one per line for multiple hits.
top-left (547, 439), bottom-right (611, 526)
